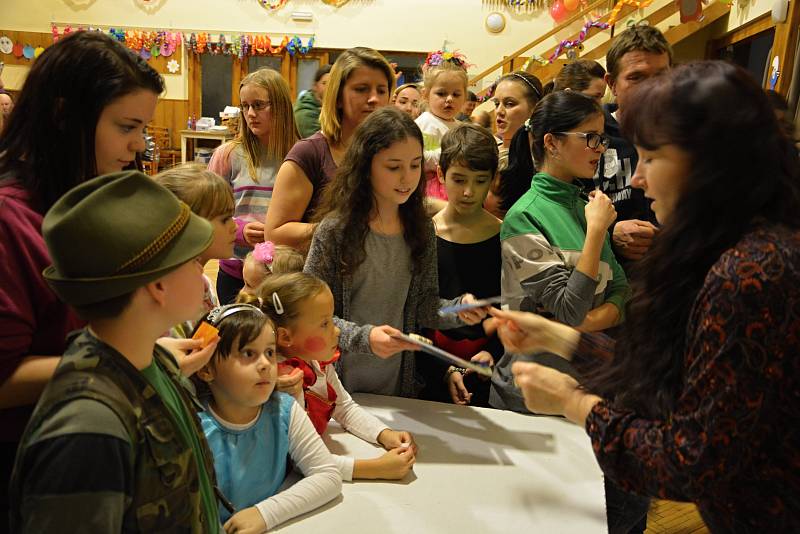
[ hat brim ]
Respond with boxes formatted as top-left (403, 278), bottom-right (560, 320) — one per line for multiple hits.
top-left (44, 212), bottom-right (214, 307)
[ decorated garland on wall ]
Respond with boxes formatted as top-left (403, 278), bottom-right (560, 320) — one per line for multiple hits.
top-left (186, 33), bottom-right (314, 58)
top-left (50, 24), bottom-right (313, 60)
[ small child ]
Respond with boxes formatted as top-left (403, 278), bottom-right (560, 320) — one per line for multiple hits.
top-left (10, 171), bottom-right (222, 531)
top-left (306, 107), bottom-right (487, 400)
top-left (415, 50), bottom-right (470, 200)
top-left (260, 272), bottom-right (417, 481)
top-left (155, 163), bottom-right (236, 337)
top-left (422, 123), bottom-right (503, 407)
top-left (194, 303), bottom-right (342, 532)
top-left (240, 241), bottom-right (305, 297)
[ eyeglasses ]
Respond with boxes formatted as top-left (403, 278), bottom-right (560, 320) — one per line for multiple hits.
top-left (554, 131), bottom-right (610, 150)
top-left (240, 100), bottom-right (270, 113)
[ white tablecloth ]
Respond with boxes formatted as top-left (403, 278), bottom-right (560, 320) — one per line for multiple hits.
top-left (275, 393), bottom-right (607, 533)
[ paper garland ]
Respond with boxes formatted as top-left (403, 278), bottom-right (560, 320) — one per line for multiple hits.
top-left (548, 19), bottom-right (610, 62)
top-left (47, 24), bottom-right (314, 60)
top-left (259, 0), bottom-right (290, 9)
top-left (186, 32), bottom-right (314, 58)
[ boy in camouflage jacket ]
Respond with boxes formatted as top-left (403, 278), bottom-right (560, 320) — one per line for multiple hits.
top-left (10, 171), bottom-right (224, 532)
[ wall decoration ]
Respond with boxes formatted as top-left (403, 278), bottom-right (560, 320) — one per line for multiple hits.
top-left (186, 32), bottom-right (314, 57)
top-left (485, 12), bottom-right (507, 33)
top-left (0, 37), bottom-right (12, 55)
top-left (259, 0), bottom-right (290, 9)
top-left (167, 58), bottom-right (180, 74)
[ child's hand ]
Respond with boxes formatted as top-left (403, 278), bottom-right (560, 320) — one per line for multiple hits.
top-left (482, 317), bottom-right (498, 336)
top-left (223, 506), bottom-right (267, 534)
top-left (457, 293), bottom-right (489, 325)
top-left (157, 336), bottom-right (219, 377)
top-left (469, 351), bottom-right (494, 379)
top-left (447, 368), bottom-right (471, 405)
top-left (243, 221), bottom-right (265, 246)
top-left (277, 367), bottom-right (304, 402)
top-left (368, 325), bottom-right (418, 358)
top-left (373, 447), bottom-right (416, 480)
top-left (377, 428), bottom-right (417, 454)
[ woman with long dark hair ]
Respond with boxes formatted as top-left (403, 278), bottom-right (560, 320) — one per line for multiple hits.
top-left (492, 61), bottom-right (800, 532)
top-left (0, 30), bottom-right (163, 518)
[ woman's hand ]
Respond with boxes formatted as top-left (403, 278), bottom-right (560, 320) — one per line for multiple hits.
top-left (368, 325), bottom-right (418, 358)
top-left (511, 361), bottom-right (602, 425)
top-left (243, 221), bottom-right (265, 246)
top-left (489, 308), bottom-right (580, 359)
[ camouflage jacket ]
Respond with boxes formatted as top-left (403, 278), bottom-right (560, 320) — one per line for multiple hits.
top-left (9, 329), bottom-right (220, 533)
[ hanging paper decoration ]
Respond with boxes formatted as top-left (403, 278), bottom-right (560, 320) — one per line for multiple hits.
top-left (259, 0), bottom-right (290, 9)
top-left (186, 32), bottom-right (314, 57)
top-left (548, 19), bottom-right (609, 62)
top-left (286, 36), bottom-right (315, 56)
top-left (607, 0), bottom-right (655, 26)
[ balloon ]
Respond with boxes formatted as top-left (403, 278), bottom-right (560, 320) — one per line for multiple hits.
top-left (564, 0), bottom-right (579, 10)
top-left (550, 1), bottom-right (568, 23)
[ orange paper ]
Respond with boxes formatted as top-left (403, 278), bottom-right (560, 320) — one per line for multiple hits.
top-left (192, 321), bottom-right (219, 348)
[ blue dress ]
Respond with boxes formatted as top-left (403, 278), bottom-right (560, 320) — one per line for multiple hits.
top-left (200, 392), bottom-right (293, 522)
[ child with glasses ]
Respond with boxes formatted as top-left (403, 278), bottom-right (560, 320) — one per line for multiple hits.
top-left (208, 68), bottom-right (299, 305)
top-left (490, 90), bottom-right (630, 413)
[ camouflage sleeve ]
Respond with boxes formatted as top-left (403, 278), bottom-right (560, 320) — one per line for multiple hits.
top-left (15, 399), bottom-right (133, 533)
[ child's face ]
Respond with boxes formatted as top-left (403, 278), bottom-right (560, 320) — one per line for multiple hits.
top-left (242, 256), bottom-right (268, 294)
top-left (281, 288), bottom-right (340, 361)
top-left (240, 83), bottom-right (273, 139)
top-left (369, 137), bottom-right (423, 211)
top-left (94, 89), bottom-right (158, 176)
top-left (426, 72), bottom-right (466, 122)
top-left (339, 66), bottom-right (391, 127)
top-left (439, 164), bottom-right (494, 216)
top-left (548, 113), bottom-right (606, 180)
top-left (157, 258), bottom-right (205, 324)
top-left (203, 213), bottom-right (236, 261)
top-left (208, 323), bottom-right (278, 412)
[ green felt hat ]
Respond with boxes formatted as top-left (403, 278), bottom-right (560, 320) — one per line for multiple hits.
top-left (42, 170), bottom-right (213, 306)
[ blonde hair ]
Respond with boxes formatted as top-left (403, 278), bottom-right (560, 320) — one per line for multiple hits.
top-left (244, 244), bottom-right (304, 281)
top-left (319, 47), bottom-right (395, 144)
top-left (422, 62), bottom-right (468, 94)
top-left (234, 68), bottom-right (299, 181)
top-left (154, 163), bottom-right (234, 219)
top-left (257, 272), bottom-right (328, 328)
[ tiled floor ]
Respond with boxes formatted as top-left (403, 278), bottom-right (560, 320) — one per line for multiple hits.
top-left (647, 501), bottom-right (709, 533)
top-left (204, 261), bottom-right (709, 534)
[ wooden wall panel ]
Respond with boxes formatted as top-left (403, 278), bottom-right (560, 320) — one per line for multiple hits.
top-left (152, 99), bottom-right (189, 148)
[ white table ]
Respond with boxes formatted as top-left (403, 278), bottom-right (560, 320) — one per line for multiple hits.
top-left (179, 129), bottom-right (236, 163)
top-left (275, 394), bottom-right (607, 533)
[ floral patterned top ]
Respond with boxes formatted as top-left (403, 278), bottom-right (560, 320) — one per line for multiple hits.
top-left (574, 224), bottom-right (800, 532)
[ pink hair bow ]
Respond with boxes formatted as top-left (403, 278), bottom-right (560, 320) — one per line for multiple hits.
top-left (253, 241), bottom-right (275, 266)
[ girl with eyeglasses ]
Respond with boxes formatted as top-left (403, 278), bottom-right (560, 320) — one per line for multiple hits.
top-left (208, 68), bottom-right (299, 305)
top-left (490, 90), bottom-right (629, 412)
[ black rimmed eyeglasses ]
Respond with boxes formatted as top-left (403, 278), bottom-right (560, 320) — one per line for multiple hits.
top-left (554, 132), bottom-right (610, 150)
top-left (240, 100), bottom-right (271, 113)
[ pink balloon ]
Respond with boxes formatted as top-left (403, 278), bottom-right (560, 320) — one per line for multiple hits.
top-left (564, 0), bottom-right (579, 11)
top-left (550, 1), bottom-right (568, 23)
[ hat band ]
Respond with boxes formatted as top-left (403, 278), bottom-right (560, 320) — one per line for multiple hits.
top-left (116, 202), bottom-right (191, 274)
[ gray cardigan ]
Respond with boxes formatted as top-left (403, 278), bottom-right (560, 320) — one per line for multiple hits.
top-left (304, 217), bottom-right (463, 397)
